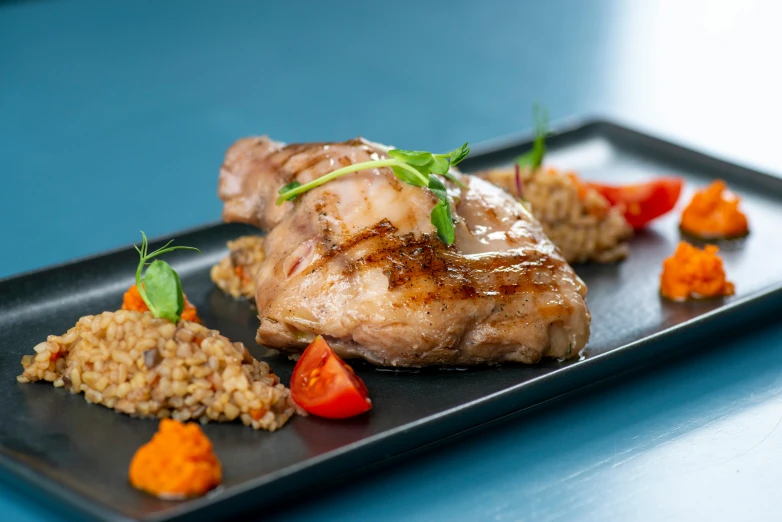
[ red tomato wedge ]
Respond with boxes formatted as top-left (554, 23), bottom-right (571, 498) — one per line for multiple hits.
top-left (290, 336), bottom-right (372, 419)
top-left (587, 176), bottom-right (684, 229)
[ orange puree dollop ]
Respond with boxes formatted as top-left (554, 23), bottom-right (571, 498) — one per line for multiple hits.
top-left (129, 419), bottom-right (221, 499)
top-left (660, 242), bottom-right (735, 301)
top-left (680, 180), bottom-right (748, 239)
top-left (122, 284), bottom-right (201, 323)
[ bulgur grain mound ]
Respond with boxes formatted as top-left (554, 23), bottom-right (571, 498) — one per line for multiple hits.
top-left (478, 167), bottom-right (632, 263)
top-left (210, 235), bottom-right (265, 300)
top-left (17, 310), bottom-right (297, 431)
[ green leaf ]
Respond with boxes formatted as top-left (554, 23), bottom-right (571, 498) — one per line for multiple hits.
top-left (279, 181), bottom-right (301, 193)
top-left (427, 175), bottom-right (449, 201)
top-left (278, 181), bottom-right (302, 203)
top-left (388, 149), bottom-right (433, 167)
top-left (447, 143), bottom-right (470, 166)
top-left (142, 260), bottom-right (185, 323)
top-left (392, 166), bottom-right (429, 187)
top-left (531, 141), bottom-right (546, 168)
top-left (428, 176), bottom-right (455, 245)
top-left (515, 150), bottom-right (535, 167)
top-left (172, 270), bottom-right (185, 319)
top-left (429, 155), bottom-right (450, 175)
top-left (515, 104), bottom-right (549, 170)
top-left (430, 201), bottom-right (455, 245)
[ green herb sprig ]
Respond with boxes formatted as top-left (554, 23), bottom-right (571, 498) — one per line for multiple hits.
top-left (134, 232), bottom-right (200, 323)
top-left (515, 104), bottom-right (549, 170)
top-left (276, 143), bottom-right (470, 245)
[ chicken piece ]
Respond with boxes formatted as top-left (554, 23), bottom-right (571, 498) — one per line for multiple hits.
top-left (218, 137), bottom-right (590, 367)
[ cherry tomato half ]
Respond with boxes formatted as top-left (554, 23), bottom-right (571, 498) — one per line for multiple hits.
top-left (588, 176), bottom-right (684, 229)
top-left (290, 336), bottom-right (372, 419)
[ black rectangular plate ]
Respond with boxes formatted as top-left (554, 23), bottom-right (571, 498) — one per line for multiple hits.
top-left (2, 119), bottom-right (782, 522)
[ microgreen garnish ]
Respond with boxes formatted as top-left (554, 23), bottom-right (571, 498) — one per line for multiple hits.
top-left (134, 232), bottom-right (200, 323)
top-left (515, 104), bottom-right (549, 170)
top-left (275, 143), bottom-right (470, 245)
top-left (278, 181), bottom-right (301, 201)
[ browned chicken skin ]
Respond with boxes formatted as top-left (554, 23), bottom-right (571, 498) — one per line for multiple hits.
top-left (218, 136), bottom-right (590, 366)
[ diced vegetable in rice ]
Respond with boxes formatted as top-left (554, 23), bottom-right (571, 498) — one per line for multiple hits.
top-left (17, 310), bottom-right (298, 431)
top-left (210, 235), bottom-right (265, 300)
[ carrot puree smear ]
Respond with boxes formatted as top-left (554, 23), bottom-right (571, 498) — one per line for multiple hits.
top-left (680, 180), bottom-right (748, 239)
top-left (122, 284), bottom-right (201, 323)
top-left (660, 242), bottom-right (734, 301)
top-left (129, 419), bottom-right (221, 499)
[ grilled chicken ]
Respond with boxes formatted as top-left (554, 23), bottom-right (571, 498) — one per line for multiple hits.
top-left (218, 136), bottom-right (590, 366)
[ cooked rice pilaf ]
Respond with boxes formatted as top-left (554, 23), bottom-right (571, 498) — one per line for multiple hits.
top-left (478, 167), bottom-right (632, 263)
top-left (210, 235), bottom-right (265, 300)
top-left (18, 310), bottom-right (297, 431)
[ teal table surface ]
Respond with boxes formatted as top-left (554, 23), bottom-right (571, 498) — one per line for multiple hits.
top-left (2, 0), bottom-right (782, 521)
